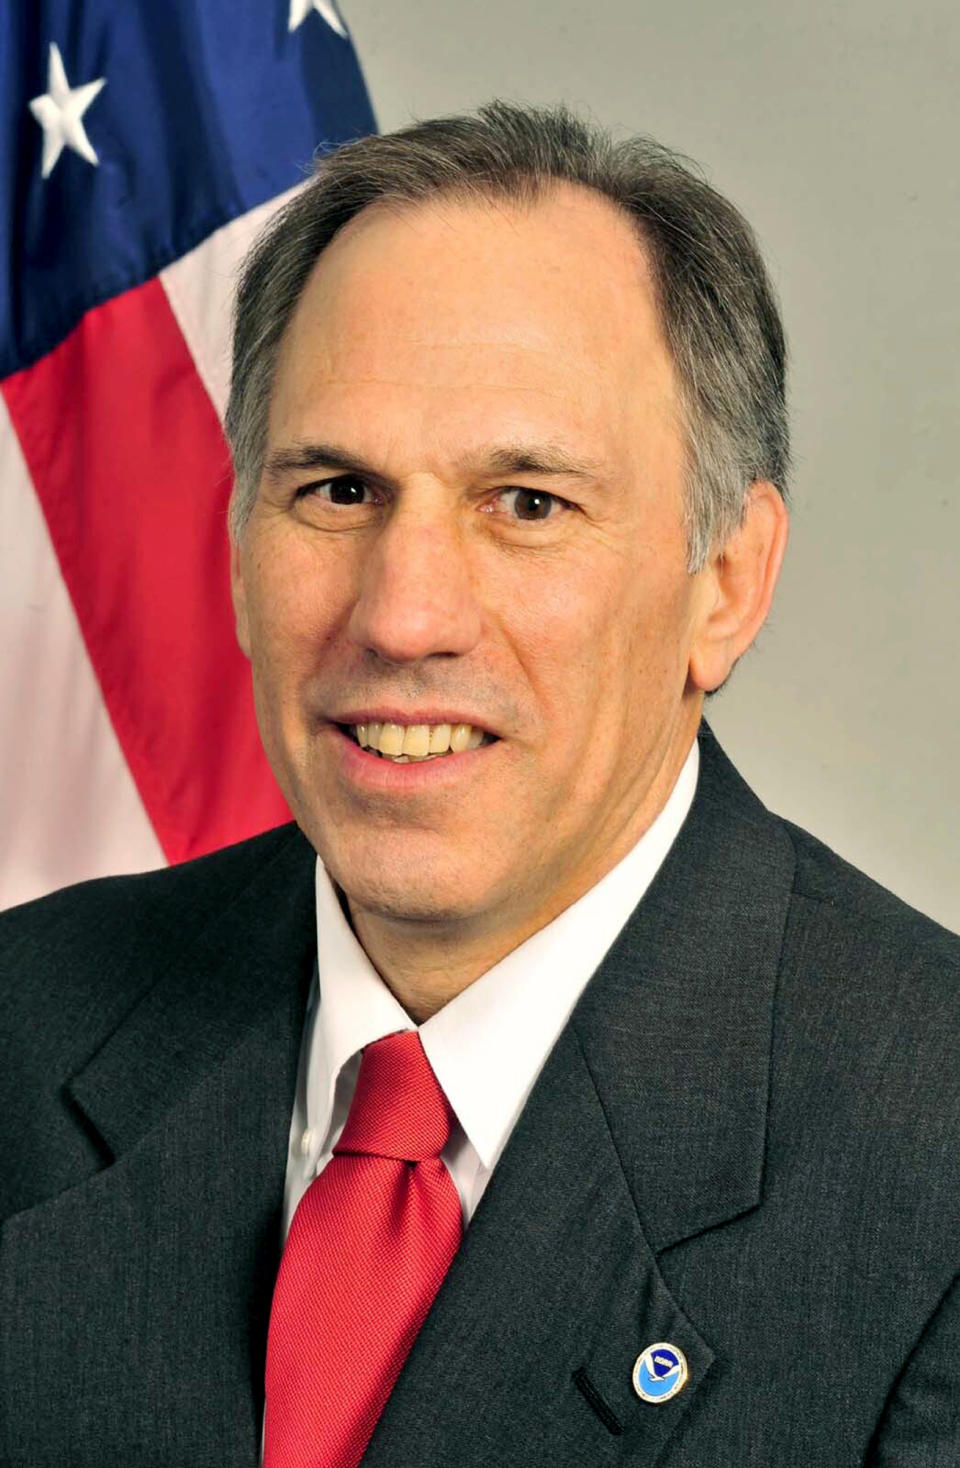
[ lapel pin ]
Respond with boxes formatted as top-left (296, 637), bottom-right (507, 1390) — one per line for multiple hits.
top-left (632, 1342), bottom-right (689, 1404)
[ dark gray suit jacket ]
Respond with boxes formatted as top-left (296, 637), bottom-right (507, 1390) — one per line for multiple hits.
top-left (2, 724), bottom-right (959, 1466)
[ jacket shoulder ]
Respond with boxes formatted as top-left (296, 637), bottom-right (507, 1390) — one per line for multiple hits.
top-left (783, 816), bottom-right (960, 970)
top-left (2, 822), bottom-right (304, 948)
top-left (775, 817), bottom-right (960, 1234)
top-left (0, 823), bottom-right (310, 1095)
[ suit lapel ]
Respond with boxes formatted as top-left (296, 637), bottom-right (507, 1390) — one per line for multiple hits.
top-left (364, 1023), bottom-right (716, 1468)
top-left (65, 827), bottom-right (317, 1162)
top-left (572, 721), bottom-right (796, 1253)
top-left (1, 826), bottom-right (317, 1466)
top-left (365, 724), bottom-right (796, 1466)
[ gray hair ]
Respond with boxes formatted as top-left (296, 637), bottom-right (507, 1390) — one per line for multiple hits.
top-left (226, 101), bottom-right (788, 570)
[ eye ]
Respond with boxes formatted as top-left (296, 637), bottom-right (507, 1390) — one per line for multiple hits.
top-left (494, 487), bottom-right (567, 522)
top-left (295, 474), bottom-right (374, 506)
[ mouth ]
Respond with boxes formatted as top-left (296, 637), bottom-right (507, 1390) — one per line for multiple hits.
top-left (335, 720), bottom-right (499, 763)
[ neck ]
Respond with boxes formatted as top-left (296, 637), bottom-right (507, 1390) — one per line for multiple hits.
top-left (345, 909), bottom-right (530, 1022)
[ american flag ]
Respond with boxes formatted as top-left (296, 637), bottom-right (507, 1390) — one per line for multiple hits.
top-left (0, 0), bottom-right (376, 908)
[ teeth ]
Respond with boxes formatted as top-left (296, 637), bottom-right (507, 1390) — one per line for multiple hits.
top-left (351, 720), bottom-right (491, 758)
top-left (401, 724), bottom-right (431, 757)
top-left (379, 722), bottom-right (405, 756)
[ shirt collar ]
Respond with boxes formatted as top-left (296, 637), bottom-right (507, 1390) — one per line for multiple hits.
top-left (311, 738), bottom-right (699, 1171)
top-left (308, 874), bottom-right (412, 1147)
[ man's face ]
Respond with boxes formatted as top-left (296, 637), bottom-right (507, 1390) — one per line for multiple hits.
top-left (233, 185), bottom-right (712, 941)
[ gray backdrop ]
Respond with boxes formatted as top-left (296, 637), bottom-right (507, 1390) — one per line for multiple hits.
top-left (343, 0), bottom-right (959, 931)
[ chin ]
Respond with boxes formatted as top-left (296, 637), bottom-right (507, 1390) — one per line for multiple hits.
top-left (338, 870), bottom-right (484, 927)
top-left (317, 838), bottom-right (486, 927)
top-left (290, 781), bottom-right (513, 927)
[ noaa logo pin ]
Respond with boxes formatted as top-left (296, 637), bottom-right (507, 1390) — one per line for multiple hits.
top-left (632, 1342), bottom-right (689, 1404)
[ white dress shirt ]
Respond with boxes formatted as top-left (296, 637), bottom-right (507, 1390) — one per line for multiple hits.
top-left (282, 739), bottom-right (699, 1236)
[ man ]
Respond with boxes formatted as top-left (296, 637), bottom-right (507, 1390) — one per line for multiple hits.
top-left (1, 101), bottom-right (958, 1467)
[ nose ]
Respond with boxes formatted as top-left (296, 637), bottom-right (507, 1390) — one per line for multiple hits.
top-left (347, 492), bottom-right (483, 664)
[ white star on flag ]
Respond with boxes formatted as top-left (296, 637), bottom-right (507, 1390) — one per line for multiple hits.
top-left (29, 43), bottom-right (106, 180)
top-left (288, 0), bottom-right (348, 38)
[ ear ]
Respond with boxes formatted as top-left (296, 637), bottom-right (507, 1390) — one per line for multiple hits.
top-left (688, 481), bottom-right (789, 693)
top-left (229, 533), bottom-right (252, 660)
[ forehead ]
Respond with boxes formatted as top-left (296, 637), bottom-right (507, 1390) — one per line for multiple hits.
top-left (269, 183), bottom-right (679, 462)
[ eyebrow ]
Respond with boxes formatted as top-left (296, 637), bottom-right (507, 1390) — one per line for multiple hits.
top-left (479, 444), bottom-right (602, 480)
top-left (262, 440), bottom-right (604, 484)
top-left (263, 442), bottom-right (378, 480)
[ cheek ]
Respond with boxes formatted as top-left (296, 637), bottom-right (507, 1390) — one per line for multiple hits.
top-left (494, 556), bottom-right (630, 765)
top-left (500, 569), bottom-right (598, 686)
top-left (504, 549), bottom-right (693, 753)
top-left (243, 532), bottom-right (349, 682)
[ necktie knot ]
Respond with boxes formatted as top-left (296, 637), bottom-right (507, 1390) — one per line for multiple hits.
top-left (334, 1029), bottom-right (455, 1162)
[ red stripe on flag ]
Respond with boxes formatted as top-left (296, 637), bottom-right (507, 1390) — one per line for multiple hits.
top-left (2, 279), bottom-right (290, 864)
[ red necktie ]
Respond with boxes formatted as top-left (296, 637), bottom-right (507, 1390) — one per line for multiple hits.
top-left (263, 1029), bottom-right (463, 1468)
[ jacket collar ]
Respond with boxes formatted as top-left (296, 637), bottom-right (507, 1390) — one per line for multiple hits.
top-left (572, 719), bottom-right (796, 1251)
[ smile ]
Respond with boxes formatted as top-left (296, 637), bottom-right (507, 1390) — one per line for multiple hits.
top-left (339, 721), bottom-right (497, 763)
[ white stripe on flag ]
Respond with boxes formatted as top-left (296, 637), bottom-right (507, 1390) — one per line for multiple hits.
top-left (0, 395), bottom-right (165, 910)
top-left (160, 186), bottom-right (302, 421)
